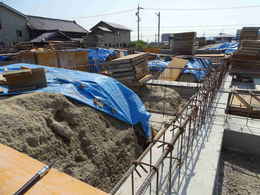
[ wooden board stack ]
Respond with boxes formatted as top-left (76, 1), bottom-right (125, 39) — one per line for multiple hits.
top-left (231, 40), bottom-right (260, 75)
top-left (2, 67), bottom-right (47, 92)
top-left (171, 32), bottom-right (196, 55)
top-left (105, 53), bottom-right (150, 86)
top-left (240, 27), bottom-right (260, 42)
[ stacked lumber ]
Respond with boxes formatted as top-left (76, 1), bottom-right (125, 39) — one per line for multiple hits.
top-left (231, 40), bottom-right (260, 75)
top-left (240, 27), bottom-right (260, 42)
top-left (105, 53), bottom-right (150, 86)
top-left (1, 50), bottom-right (89, 72)
top-left (14, 41), bottom-right (81, 51)
top-left (171, 32), bottom-right (196, 55)
top-left (2, 67), bottom-right (47, 92)
top-left (48, 41), bottom-right (81, 50)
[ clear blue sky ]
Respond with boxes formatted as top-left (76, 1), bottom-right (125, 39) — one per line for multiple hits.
top-left (3, 0), bottom-right (260, 41)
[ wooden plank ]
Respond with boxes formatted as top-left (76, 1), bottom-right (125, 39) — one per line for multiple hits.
top-left (0, 144), bottom-right (107, 195)
top-left (36, 51), bottom-right (59, 67)
top-left (158, 57), bottom-right (188, 81)
top-left (3, 68), bottom-right (47, 91)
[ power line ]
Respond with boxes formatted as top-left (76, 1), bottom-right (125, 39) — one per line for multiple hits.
top-left (74, 9), bottom-right (135, 19)
top-left (140, 24), bottom-right (260, 29)
top-left (144, 5), bottom-right (260, 11)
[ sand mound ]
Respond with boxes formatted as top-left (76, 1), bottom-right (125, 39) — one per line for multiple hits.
top-left (0, 93), bottom-right (143, 192)
top-left (137, 85), bottom-right (183, 114)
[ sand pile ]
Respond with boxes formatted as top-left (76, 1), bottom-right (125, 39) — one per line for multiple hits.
top-left (137, 85), bottom-right (183, 114)
top-left (0, 93), bottom-right (143, 192)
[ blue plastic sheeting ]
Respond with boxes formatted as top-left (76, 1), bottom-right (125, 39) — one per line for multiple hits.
top-left (183, 58), bottom-right (210, 81)
top-left (86, 48), bottom-right (116, 72)
top-left (208, 42), bottom-right (238, 54)
top-left (148, 57), bottom-right (212, 81)
top-left (0, 64), bottom-right (151, 137)
top-left (148, 60), bottom-right (170, 72)
top-left (0, 56), bottom-right (9, 61)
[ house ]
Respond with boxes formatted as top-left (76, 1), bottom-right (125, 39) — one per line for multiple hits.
top-left (0, 2), bottom-right (29, 47)
top-left (89, 21), bottom-right (131, 48)
top-left (27, 16), bottom-right (88, 40)
top-left (161, 33), bottom-right (172, 44)
top-left (0, 2), bottom-right (88, 48)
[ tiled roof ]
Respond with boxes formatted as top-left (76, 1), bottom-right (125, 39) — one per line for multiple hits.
top-left (27, 15), bottom-right (88, 34)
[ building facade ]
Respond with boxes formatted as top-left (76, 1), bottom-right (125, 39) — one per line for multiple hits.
top-left (0, 3), bottom-right (29, 47)
top-left (0, 2), bottom-right (88, 48)
top-left (90, 21), bottom-right (131, 48)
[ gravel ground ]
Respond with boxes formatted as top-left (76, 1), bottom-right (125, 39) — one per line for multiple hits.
top-left (218, 149), bottom-right (260, 195)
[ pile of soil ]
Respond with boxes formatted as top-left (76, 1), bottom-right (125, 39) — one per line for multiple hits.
top-left (218, 149), bottom-right (260, 195)
top-left (0, 93), bottom-right (143, 192)
top-left (137, 85), bottom-right (184, 115)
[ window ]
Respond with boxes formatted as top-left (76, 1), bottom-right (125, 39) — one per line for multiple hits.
top-left (0, 18), bottom-right (2, 30)
top-left (16, 30), bottom-right (22, 38)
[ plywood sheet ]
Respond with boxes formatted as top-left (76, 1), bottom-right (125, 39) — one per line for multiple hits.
top-left (36, 52), bottom-right (59, 67)
top-left (0, 144), bottom-right (107, 195)
top-left (230, 94), bottom-right (260, 109)
top-left (158, 57), bottom-right (188, 81)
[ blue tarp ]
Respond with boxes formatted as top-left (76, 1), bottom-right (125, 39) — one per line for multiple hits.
top-left (87, 48), bottom-right (117, 65)
top-left (207, 42), bottom-right (238, 54)
top-left (148, 57), bottom-right (212, 81)
top-left (87, 48), bottom-right (116, 72)
top-left (148, 60), bottom-right (170, 72)
top-left (0, 64), bottom-right (151, 137)
top-left (183, 58), bottom-right (210, 81)
top-left (0, 56), bottom-right (9, 62)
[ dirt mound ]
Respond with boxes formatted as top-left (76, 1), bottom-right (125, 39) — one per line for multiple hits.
top-left (0, 93), bottom-right (143, 192)
top-left (137, 85), bottom-right (183, 114)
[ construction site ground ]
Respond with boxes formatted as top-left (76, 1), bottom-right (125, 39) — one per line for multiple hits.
top-left (218, 149), bottom-right (260, 195)
top-left (0, 84), bottom-right (184, 193)
top-left (0, 93), bottom-right (143, 192)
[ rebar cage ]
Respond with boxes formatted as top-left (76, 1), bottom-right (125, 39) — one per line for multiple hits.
top-left (110, 62), bottom-right (228, 195)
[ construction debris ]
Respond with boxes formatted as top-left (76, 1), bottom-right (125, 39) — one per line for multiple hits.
top-left (0, 93), bottom-right (143, 192)
top-left (170, 32), bottom-right (196, 55)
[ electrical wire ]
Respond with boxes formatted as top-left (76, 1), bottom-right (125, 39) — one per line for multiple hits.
top-left (74, 9), bottom-right (135, 19)
top-left (144, 5), bottom-right (260, 11)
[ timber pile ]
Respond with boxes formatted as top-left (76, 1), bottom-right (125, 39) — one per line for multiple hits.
top-left (105, 53), bottom-right (150, 86)
top-left (231, 40), bottom-right (260, 75)
top-left (15, 41), bottom-right (81, 51)
top-left (171, 32), bottom-right (196, 55)
top-left (1, 50), bottom-right (89, 72)
top-left (1, 67), bottom-right (47, 92)
top-left (240, 27), bottom-right (260, 42)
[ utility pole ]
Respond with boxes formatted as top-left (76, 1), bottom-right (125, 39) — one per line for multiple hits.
top-left (136, 5), bottom-right (143, 41)
top-left (156, 12), bottom-right (161, 45)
